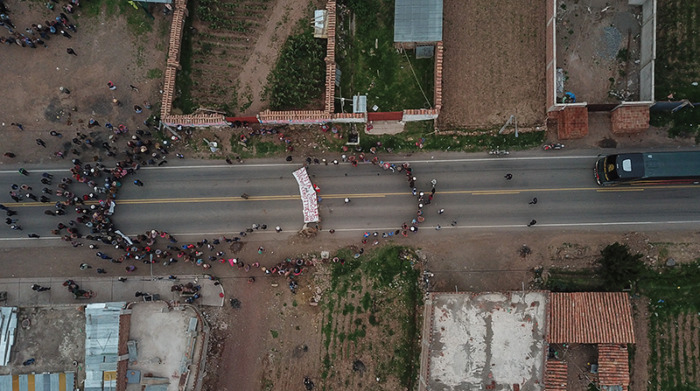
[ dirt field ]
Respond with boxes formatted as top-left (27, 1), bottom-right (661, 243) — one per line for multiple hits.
top-left (0, 0), bottom-right (167, 161)
top-left (195, 228), bottom-right (700, 391)
top-left (556, 0), bottom-right (643, 103)
top-left (439, 0), bottom-right (547, 129)
top-left (187, 0), bottom-right (319, 116)
top-left (0, 307), bottom-right (85, 374)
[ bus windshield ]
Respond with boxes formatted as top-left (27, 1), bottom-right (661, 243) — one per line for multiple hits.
top-left (604, 155), bottom-right (620, 180)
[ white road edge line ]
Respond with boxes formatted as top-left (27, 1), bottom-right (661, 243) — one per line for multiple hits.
top-left (0, 155), bottom-right (597, 174)
top-left (2, 220), bottom-right (700, 241)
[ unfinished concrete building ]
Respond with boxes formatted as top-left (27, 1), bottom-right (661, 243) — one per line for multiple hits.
top-left (547, 0), bottom-right (657, 139)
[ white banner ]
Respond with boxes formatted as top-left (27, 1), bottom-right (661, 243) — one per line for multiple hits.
top-left (293, 167), bottom-right (320, 223)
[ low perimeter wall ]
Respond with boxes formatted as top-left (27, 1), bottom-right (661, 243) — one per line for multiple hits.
top-left (159, 1), bottom-right (442, 128)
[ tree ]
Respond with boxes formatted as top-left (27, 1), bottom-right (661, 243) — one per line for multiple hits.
top-left (596, 242), bottom-right (645, 291)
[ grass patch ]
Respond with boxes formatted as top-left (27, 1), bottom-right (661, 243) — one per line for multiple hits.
top-left (147, 68), bottom-right (163, 79)
top-left (263, 18), bottom-right (326, 110)
top-left (333, 121), bottom-right (545, 153)
top-left (336, 0), bottom-right (434, 111)
top-left (81, 0), bottom-right (120, 18)
top-left (320, 245), bottom-right (421, 389)
top-left (652, 1), bottom-right (700, 141)
top-left (229, 135), bottom-right (287, 158)
top-left (640, 262), bottom-right (700, 318)
top-left (544, 268), bottom-right (605, 292)
top-left (125, 5), bottom-right (153, 37)
top-left (172, 0), bottom-right (196, 114)
top-left (270, 330), bottom-right (279, 339)
top-left (79, 0), bottom-right (153, 37)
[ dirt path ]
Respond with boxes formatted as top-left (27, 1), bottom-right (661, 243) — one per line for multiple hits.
top-left (235, 0), bottom-right (313, 116)
top-left (188, 0), bottom-right (317, 115)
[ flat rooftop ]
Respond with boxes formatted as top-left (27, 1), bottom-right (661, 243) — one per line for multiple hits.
top-left (421, 292), bottom-right (547, 391)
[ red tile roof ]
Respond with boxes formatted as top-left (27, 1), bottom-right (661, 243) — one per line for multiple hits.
top-left (598, 344), bottom-right (630, 390)
top-left (544, 359), bottom-right (568, 391)
top-left (548, 292), bottom-right (635, 344)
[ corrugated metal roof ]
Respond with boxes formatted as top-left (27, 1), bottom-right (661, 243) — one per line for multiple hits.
top-left (598, 344), bottom-right (630, 390)
top-left (0, 307), bottom-right (18, 366)
top-left (0, 372), bottom-right (75, 391)
top-left (544, 359), bottom-right (568, 391)
top-left (394, 0), bottom-right (443, 42)
top-left (548, 293), bottom-right (635, 344)
top-left (353, 95), bottom-right (367, 113)
top-left (84, 302), bottom-right (126, 391)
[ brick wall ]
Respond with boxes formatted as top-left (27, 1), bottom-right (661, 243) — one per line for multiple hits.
top-left (160, 0), bottom-right (226, 126)
top-left (610, 104), bottom-right (650, 134)
top-left (324, 1), bottom-right (337, 113)
top-left (434, 41), bottom-right (443, 110)
top-left (259, 110), bottom-right (331, 124)
top-left (545, 0), bottom-right (556, 109)
top-left (403, 108), bottom-right (439, 121)
top-left (161, 114), bottom-right (228, 127)
top-left (159, 0), bottom-right (441, 127)
top-left (557, 105), bottom-right (589, 139)
top-left (332, 112), bottom-right (365, 122)
top-left (161, 0), bottom-right (187, 119)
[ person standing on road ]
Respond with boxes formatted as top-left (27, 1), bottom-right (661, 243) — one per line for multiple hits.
top-left (31, 284), bottom-right (50, 292)
top-left (527, 219), bottom-right (537, 227)
top-left (529, 197), bottom-right (538, 205)
top-left (133, 180), bottom-right (144, 186)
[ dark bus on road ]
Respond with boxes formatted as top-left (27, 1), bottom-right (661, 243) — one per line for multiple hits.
top-left (595, 151), bottom-right (700, 186)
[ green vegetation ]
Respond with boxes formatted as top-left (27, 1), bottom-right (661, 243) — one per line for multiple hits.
top-left (147, 68), bottom-right (163, 79)
top-left (82, 0), bottom-right (119, 18)
top-left (545, 243), bottom-right (643, 292)
top-left (173, 0), bottom-right (196, 114)
top-left (320, 246), bottom-right (422, 389)
top-left (541, 241), bottom-right (700, 390)
top-left (263, 19), bottom-right (326, 110)
top-left (596, 242), bottom-right (644, 291)
top-left (229, 135), bottom-right (287, 158)
top-left (348, 121), bottom-right (545, 153)
top-left (544, 267), bottom-right (605, 292)
top-left (642, 261), bottom-right (700, 391)
top-left (270, 330), bottom-right (279, 339)
top-left (196, 0), bottom-right (263, 31)
top-left (651, 0), bottom-right (700, 141)
top-left (336, 0), bottom-right (434, 111)
top-left (80, 0), bottom-right (153, 36)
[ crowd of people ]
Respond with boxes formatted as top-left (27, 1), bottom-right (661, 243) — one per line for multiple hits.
top-left (1, 1), bottom-right (78, 48)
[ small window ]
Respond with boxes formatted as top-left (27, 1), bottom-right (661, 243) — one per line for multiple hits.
top-left (622, 159), bottom-right (632, 172)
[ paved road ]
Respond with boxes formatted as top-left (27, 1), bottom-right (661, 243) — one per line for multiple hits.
top-left (2, 153), bottom-right (700, 247)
